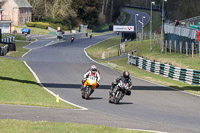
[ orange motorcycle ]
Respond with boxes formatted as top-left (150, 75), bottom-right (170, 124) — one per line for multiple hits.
top-left (81, 75), bottom-right (98, 99)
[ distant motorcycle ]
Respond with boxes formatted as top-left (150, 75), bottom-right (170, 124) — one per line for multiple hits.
top-left (90, 34), bottom-right (92, 39)
top-left (81, 75), bottom-right (98, 99)
top-left (71, 37), bottom-right (75, 43)
top-left (109, 80), bottom-right (131, 104)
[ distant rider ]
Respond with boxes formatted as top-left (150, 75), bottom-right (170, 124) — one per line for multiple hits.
top-left (82, 65), bottom-right (100, 89)
top-left (110, 71), bottom-right (132, 96)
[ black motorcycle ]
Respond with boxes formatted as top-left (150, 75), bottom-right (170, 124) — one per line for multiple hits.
top-left (109, 80), bottom-right (131, 104)
top-left (90, 34), bottom-right (92, 39)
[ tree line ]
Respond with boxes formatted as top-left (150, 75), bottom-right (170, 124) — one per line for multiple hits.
top-left (28, 0), bottom-right (129, 28)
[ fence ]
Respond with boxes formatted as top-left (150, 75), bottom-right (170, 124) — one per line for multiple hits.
top-left (128, 54), bottom-right (200, 85)
top-left (1, 36), bottom-right (15, 43)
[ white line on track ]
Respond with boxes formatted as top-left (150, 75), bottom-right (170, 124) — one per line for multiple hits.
top-left (23, 61), bottom-right (88, 110)
top-left (22, 40), bottom-right (88, 110)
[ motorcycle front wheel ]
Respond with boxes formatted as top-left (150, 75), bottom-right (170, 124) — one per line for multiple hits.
top-left (114, 90), bottom-right (122, 104)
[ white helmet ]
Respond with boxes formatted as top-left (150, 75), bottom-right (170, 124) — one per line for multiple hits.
top-left (91, 65), bottom-right (97, 73)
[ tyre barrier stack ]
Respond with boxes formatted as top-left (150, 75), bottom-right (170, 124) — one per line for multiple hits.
top-left (0, 36), bottom-right (16, 56)
top-left (0, 44), bottom-right (9, 56)
top-left (128, 54), bottom-right (200, 86)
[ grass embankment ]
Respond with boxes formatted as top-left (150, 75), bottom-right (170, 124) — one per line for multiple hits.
top-left (12, 25), bottom-right (50, 35)
top-left (0, 119), bottom-right (149, 133)
top-left (86, 37), bottom-right (200, 95)
top-left (0, 40), bottom-right (78, 109)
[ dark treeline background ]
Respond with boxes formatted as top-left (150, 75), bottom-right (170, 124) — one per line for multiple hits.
top-left (28, 0), bottom-right (200, 28)
top-left (128, 0), bottom-right (200, 21)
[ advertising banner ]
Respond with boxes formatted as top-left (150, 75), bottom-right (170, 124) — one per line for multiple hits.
top-left (113, 25), bottom-right (134, 32)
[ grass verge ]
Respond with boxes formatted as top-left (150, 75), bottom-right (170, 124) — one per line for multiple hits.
top-left (0, 119), bottom-right (151, 133)
top-left (12, 25), bottom-right (50, 35)
top-left (0, 40), bottom-right (78, 109)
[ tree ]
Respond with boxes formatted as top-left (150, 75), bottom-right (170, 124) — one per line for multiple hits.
top-left (72, 0), bottom-right (102, 26)
top-left (28, 0), bottom-right (45, 21)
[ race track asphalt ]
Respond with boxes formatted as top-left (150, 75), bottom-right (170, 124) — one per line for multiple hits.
top-left (1, 9), bottom-right (200, 133)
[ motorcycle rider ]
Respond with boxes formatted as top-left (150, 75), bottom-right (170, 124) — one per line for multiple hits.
top-left (71, 36), bottom-right (75, 42)
top-left (110, 71), bottom-right (132, 97)
top-left (90, 33), bottom-right (93, 39)
top-left (81, 65), bottom-right (100, 91)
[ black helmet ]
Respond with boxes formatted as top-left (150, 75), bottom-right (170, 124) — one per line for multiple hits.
top-left (123, 71), bottom-right (130, 79)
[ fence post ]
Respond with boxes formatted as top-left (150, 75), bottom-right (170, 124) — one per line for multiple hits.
top-left (174, 40), bottom-right (176, 53)
top-left (170, 40), bottom-right (172, 53)
top-left (186, 42), bottom-right (188, 56)
top-left (192, 42), bottom-right (194, 58)
top-left (199, 42), bottom-right (200, 57)
top-left (180, 41), bottom-right (182, 54)
top-left (165, 40), bottom-right (167, 53)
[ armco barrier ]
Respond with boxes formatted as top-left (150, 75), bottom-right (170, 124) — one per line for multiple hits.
top-left (128, 54), bottom-right (200, 85)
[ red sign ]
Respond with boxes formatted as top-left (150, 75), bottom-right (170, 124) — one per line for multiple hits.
top-left (196, 30), bottom-right (200, 42)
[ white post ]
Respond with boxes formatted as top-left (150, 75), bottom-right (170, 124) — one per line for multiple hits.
top-left (135, 13), bottom-right (139, 39)
top-left (142, 16), bottom-right (146, 40)
top-left (150, 1), bottom-right (155, 52)
top-left (161, 0), bottom-right (167, 53)
top-left (138, 20), bottom-right (144, 41)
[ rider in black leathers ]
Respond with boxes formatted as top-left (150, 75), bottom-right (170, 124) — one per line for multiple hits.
top-left (110, 71), bottom-right (132, 97)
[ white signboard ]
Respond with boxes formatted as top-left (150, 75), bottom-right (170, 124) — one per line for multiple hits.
top-left (113, 25), bottom-right (134, 32)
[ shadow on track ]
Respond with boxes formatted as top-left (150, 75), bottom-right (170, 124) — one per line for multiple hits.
top-left (86, 97), bottom-right (103, 100)
top-left (42, 83), bottom-right (180, 91)
top-left (42, 83), bottom-right (111, 89)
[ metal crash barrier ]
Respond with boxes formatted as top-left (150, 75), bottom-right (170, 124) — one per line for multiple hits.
top-left (128, 54), bottom-right (200, 86)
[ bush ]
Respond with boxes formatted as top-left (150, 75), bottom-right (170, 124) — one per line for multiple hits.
top-left (35, 22), bottom-right (49, 29)
top-left (26, 22), bottom-right (49, 29)
top-left (26, 22), bottom-right (36, 27)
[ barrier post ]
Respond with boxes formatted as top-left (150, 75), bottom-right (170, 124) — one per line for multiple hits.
top-left (192, 42), bottom-right (194, 58)
top-left (186, 42), bottom-right (188, 56)
top-left (165, 40), bottom-right (167, 53)
top-left (174, 40), bottom-right (176, 53)
top-left (180, 41), bottom-right (182, 54)
top-left (170, 40), bottom-right (171, 53)
top-left (199, 42), bottom-right (200, 57)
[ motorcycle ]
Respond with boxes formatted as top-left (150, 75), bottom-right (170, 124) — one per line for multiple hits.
top-left (81, 75), bottom-right (98, 99)
top-left (90, 34), bottom-right (92, 39)
top-left (71, 37), bottom-right (75, 43)
top-left (109, 80), bottom-right (130, 104)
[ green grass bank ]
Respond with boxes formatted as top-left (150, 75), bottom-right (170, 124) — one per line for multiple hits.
top-left (0, 39), bottom-right (78, 109)
top-left (0, 119), bottom-right (152, 133)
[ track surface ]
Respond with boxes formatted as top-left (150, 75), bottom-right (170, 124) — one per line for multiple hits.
top-left (1, 9), bottom-right (200, 133)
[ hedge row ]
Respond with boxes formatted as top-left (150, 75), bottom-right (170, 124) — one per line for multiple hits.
top-left (27, 22), bottom-right (49, 29)
top-left (27, 22), bottom-right (70, 30)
